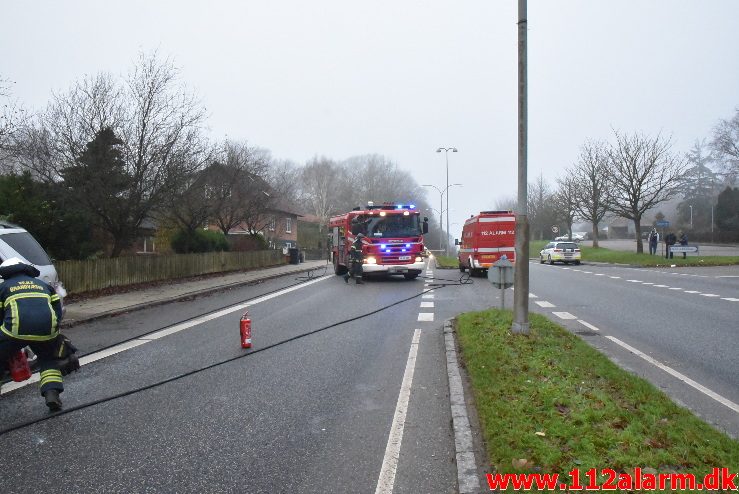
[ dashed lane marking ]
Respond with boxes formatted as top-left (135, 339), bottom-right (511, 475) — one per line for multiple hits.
top-left (604, 335), bottom-right (739, 414)
top-left (684, 290), bottom-right (701, 294)
top-left (535, 301), bottom-right (555, 308)
top-left (626, 279), bottom-right (642, 283)
top-left (421, 293), bottom-right (434, 299)
top-left (577, 320), bottom-right (600, 332)
top-left (609, 276), bottom-right (620, 279)
top-left (552, 311), bottom-right (577, 320)
top-left (721, 298), bottom-right (739, 302)
top-left (700, 293), bottom-right (720, 297)
top-left (642, 282), bottom-right (654, 285)
top-left (668, 287), bottom-right (682, 290)
top-left (654, 285), bottom-right (669, 288)
top-left (420, 301), bottom-right (434, 308)
top-left (417, 312), bottom-right (434, 322)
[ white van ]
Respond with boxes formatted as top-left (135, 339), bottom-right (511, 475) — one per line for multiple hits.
top-left (0, 222), bottom-right (66, 297)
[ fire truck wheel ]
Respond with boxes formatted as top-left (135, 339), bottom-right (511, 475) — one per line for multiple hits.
top-left (333, 258), bottom-right (348, 275)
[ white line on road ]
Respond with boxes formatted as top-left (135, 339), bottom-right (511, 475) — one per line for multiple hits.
top-left (552, 311), bottom-right (577, 320)
top-left (577, 320), bottom-right (600, 332)
top-left (684, 290), bottom-right (701, 294)
top-left (421, 293), bottom-right (434, 299)
top-left (626, 279), bottom-right (642, 283)
top-left (654, 285), bottom-right (669, 288)
top-left (529, 293), bottom-right (538, 298)
top-left (375, 329), bottom-right (421, 494)
top-left (1, 275), bottom-right (333, 396)
top-left (642, 282), bottom-right (654, 285)
top-left (668, 287), bottom-right (682, 290)
top-left (420, 301), bottom-right (434, 308)
top-left (417, 312), bottom-right (434, 322)
top-left (604, 335), bottom-right (739, 414)
top-left (700, 293), bottom-right (720, 297)
top-left (595, 273), bottom-right (605, 276)
top-left (609, 276), bottom-right (621, 279)
top-left (535, 301), bottom-right (555, 308)
top-left (721, 297), bottom-right (739, 302)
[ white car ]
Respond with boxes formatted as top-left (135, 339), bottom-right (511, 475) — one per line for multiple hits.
top-left (540, 241), bottom-right (581, 265)
top-left (554, 233), bottom-right (584, 242)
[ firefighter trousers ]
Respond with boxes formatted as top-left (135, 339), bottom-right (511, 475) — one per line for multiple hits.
top-left (0, 334), bottom-right (65, 395)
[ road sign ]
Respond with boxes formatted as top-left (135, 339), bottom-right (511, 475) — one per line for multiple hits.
top-left (656, 220), bottom-right (670, 228)
top-left (551, 226), bottom-right (559, 233)
top-left (669, 245), bottom-right (699, 254)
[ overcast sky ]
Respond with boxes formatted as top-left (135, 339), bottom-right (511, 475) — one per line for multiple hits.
top-left (2, 1), bottom-right (738, 234)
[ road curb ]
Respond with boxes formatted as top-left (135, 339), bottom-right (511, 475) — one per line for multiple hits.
top-left (60, 263), bottom-right (329, 329)
top-left (444, 319), bottom-right (482, 494)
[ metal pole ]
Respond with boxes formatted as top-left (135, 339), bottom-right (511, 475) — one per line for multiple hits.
top-left (445, 151), bottom-right (450, 256)
top-left (439, 195), bottom-right (443, 251)
top-left (512, 0), bottom-right (530, 334)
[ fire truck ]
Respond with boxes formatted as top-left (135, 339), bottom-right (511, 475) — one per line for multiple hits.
top-left (457, 210), bottom-right (516, 275)
top-left (329, 202), bottom-right (429, 280)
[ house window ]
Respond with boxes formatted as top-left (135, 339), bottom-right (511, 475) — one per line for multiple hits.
top-left (269, 218), bottom-right (276, 232)
top-left (285, 217), bottom-right (292, 233)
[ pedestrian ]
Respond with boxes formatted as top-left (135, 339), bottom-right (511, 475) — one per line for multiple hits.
top-left (343, 234), bottom-right (365, 285)
top-left (0, 258), bottom-right (79, 411)
top-left (664, 231), bottom-right (677, 259)
top-left (678, 231), bottom-right (688, 259)
top-left (648, 228), bottom-right (658, 255)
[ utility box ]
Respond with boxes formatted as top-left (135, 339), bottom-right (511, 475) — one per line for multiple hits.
top-left (488, 255), bottom-right (514, 289)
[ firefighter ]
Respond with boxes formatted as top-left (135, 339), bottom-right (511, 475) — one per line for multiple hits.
top-left (343, 234), bottom-right (365, 284)
top-left (0, 258), bottom-right (79, 411)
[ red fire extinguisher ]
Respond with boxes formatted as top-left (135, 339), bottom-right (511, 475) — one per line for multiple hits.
top-left (9, 350), bottom-right (32, 382)
top-left (240, 311), bottom-right (252, 349)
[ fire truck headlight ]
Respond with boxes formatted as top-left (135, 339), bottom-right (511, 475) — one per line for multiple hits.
top-left (415, 256), bottom-right (423, 263)
top-left (365, 256), bottom-right (377, 265)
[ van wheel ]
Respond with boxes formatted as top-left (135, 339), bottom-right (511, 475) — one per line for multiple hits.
top-left (404, 273), bottom-right (419, 280)
top-left (574, 260), bottom-right (581, 265)
top-left (539, 256), bottom-right (544, 264)
top-left (547, 255), bottom-right (553, 265)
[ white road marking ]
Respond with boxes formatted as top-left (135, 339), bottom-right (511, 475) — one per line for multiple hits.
top-left (562, 267), bottom-right (571, 270)
top-left (604, 336), bottom-right (739, 414)
top-left (417, 312), bottom-right (434, 322)
top-left (552, 311), bottom-right (577, 320)
top-left (529, 293), bottom-right (538, 298)
top-left (421, 293), bottom-right (434, 299)
top-left (642, 282), bottom-right (654, 285)
top-left (718, 275), bottom-right (739, 278)
top-left (626, 279), bottom-right (642, 283)
top-left (420, 301), bottom-right (434, 308)
top-left (654, 285), bottom-right (669, 288)
top-left (700, 293), bottom-right (720, 297)
top-left (721, 298), bottom-right (739, 302)
top-left (609, 276), bottom-right (620, 279)
top-left (375, 329), bottom-right (421, 494)
top-left (668, 287), bottom-right (682, 290)
top-left (577, 320), bottom-right (600, 332)
top-left (535, 301), bottom-right (555, 308)
top-left (1, 275), bottom-right (333, 396)
top-left (595, 273), bottom-right (605, 276)
top-left (684, 290), bottom-right (701, 294)
top-left (583, 271), bottom-right (593, 274)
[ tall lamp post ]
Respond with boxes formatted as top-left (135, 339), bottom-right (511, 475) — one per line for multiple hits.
top-left (689, 205), bottom-right (693, 228)
top-left (423, 183), bottom-right (462, 254)
top-left (436, 147), bottom-right (458, 256)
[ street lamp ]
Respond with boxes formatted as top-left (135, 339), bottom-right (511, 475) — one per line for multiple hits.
top-left (436, 147), bottom-right (458, 255)
top-left (422, 182), bottom-right (462, 254)
top-left (689, 205), bottom-right (693, 228)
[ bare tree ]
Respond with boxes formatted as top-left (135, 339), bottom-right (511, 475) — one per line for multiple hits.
top-left (23, 52), bottom-right (207, 256)
top-left (528, 173), bottom-right (557, 240)
top-left (493, 196), bottom-right (517, 211)
top-left (710, 107), bottom-right (739, 185)
top-left (572, 140), bottom-right (611, 247)
top-left (553, 175), bottom-right (579, 240)
top-left (606, 131), bottom-right (686, 253)
top-left (0, 77), bottom-right (29, 168)
top-left (300, 156), bottom-right (344, 232)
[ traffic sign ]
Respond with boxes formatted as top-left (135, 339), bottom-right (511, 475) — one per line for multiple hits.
top-left (488, 256), bottom-right (514, 289)
top-left (669, 245), bottom-right (699, 254)
top-left (655, 220), bottom-right (669, 228)
top-left (551, 226), bottom-right (559, 234)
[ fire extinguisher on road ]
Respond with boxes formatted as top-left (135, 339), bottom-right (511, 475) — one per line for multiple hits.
top-left (240, 311), bottom-right (252, 349)
top-left (9, 349), bottom-right (32, 382)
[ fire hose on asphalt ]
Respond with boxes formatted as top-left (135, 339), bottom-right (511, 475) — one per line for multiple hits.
top-left (0, 265), bottom-right (472, 437)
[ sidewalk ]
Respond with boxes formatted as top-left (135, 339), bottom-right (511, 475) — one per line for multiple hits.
top-left (61, 260), bottom-right (330, 328)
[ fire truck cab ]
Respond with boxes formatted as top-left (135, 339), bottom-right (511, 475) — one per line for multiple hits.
top-left (457, 211), bottom-right (516, 276)
top-left (329, 203), bottom-right (429, 280)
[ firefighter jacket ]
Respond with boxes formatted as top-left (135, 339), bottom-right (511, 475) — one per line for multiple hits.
top-left (349, 243), bottom-right (363, 263)
top-left (0, 273), bottom-right (62, 341)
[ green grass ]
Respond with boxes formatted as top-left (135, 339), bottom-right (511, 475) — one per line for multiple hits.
top-left (456, 309), bottom-right (738, 490)
top-left (529, 240), bottom-right (739, 267)
top-left (434, 255), bottom-right (459, 269)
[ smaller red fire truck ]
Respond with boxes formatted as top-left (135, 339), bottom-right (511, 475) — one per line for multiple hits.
top-left (457, 210), bottom-right (516, 275)
top-left (329, 202), bottom-right (429, 280)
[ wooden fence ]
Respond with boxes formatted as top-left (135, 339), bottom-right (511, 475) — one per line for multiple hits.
top-left (57, 250), bottom-right (285, 295)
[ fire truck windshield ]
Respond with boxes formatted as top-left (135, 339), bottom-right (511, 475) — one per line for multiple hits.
top-left (358, 214), bottom-right (421, 238)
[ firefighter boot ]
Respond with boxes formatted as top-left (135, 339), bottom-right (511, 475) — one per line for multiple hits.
top-left (343, 273), bottom-right (349, 283)
top-left (43, 389), bottom-right (62, 412)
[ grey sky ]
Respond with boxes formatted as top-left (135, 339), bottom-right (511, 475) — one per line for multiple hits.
top-left (2, 1), bottom-right (737, 235)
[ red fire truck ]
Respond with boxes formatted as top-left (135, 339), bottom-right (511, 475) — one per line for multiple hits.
top-left (329, 202), bottom-right (429, 280)
top-left (457, 210), bottom-right (516, 275)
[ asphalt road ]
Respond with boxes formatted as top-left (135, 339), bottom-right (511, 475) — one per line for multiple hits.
top-left (0, 264), bottom-right (490, 494)
top-left (527, 260), bottom-right (739, 437)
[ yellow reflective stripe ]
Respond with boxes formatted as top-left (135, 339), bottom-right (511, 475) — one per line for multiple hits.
top-left (40, 377), bottom-right (63, 385)
top-left (11, 298), bottom-right (19, 335)
top-left (50, 294), bottom-right (60, 302)
top-left (2, 292), bottom-right (59, 338)
top-left (3, 332), bottom-right (58, 342)
top-left (40, 369), bottom-right (62, 378)
top-left (58, 341), bottom-right (66, 358)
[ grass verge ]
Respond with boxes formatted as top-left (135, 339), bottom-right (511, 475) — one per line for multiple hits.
top-left (434, 255), bottom-right (459, 269)
top-left (456, 309), bottom-right (738, 489)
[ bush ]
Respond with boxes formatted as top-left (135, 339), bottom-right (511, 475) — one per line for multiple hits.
top-left (171, 229), bottom-right (230, 253)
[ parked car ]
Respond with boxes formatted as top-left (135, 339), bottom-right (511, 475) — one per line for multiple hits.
top-left (539, 241), bottom-right (581, 265)
top-left (0, 222), bottom-right (66, 297)
top-left (554, 232), bottom-right (585, 242)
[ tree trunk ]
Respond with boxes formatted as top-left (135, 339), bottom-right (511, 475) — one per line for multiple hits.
top-left (592, 222), bottom-right (599, 248)
top-left (634, 217), bottom-right (643, 253)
